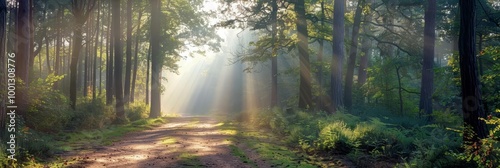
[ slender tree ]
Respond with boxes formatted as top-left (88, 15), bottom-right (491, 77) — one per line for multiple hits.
top-left (149, 0), bottom-right (162, 118)
top-left (92, 1), bottom-right (100, 100)
top-left (344, 0), bottom-right (364, 111)
top-left (331, 0), bottom-right (346, 112)
top-left (106, 2), bottom-right (114, 105)
top-left (69, 0), bottom-right (96, 109)
top-left (458, 0), bottom-right (487, 144)
top-left (124, 0), bottom-right (132, 104)
top-left (131, 9), bottom-right (143, 102)
top-left (112, 0), bottom-right (126, 122)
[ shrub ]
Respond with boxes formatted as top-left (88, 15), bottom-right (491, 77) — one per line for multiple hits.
top-left (69, 97), bottom-right (114, 130)
top-left (126, 102), bottom-right (150, 121)
top-left (25, 75), bottom-right (71, 133)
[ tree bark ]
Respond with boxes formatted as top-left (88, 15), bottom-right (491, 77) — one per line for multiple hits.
top-left (106, 2), bottom-right (114, 105)
top-left (331, 0), bottom-right (346, 112)
top-left (149, 0), bottom-right (162, 118)
top-left (146, 44), bottom-right (151, 104)
top-left (459, 0), bottom-right (487, 144)
top-left (15, 0), bottom-right (32, 116)
top-left (131, 9), bottom-right (143, 102)
top-left (112, 0), bottom-right (126, 122)
top-left (419, 0), bottom-right (436, 121)
top-left (296, 0), bottom-right (312, 109)
top-left (124, 0), bottom-right (133, 104)
top-left (344, 0), bottom-right (363, 111)
top-left (93, 1), bottom-right (100, 100)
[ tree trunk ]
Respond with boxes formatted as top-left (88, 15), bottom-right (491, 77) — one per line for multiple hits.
top-left (93, 1), bottom-right (100, 100)
top-left (54, 8), bottom-right (62, 89)
top-left (344, 0), bottom-right (363, 111)
top-left (270, 0), bottom-right (278, 108)
top-left (124, 0), bottom-right (133, 104)
top-left (106, 2), bottom-right (114, 105)
top-left (146, 44), bottom-right (151, 104)
top-left (331, 0), bottom-right (346, 112)
top-left (112, 0), bottom-right (126, 122)
top-left (15, 0), bottom-right (32, 116)
top-left (149, 0), bottom-right (162, 118)
top-left (317, 0), bottom-right (326, 111)
top-left (296, 0), bottom-right (312, 109)
top-left (70, 27), bottom-right (83, 109)
top-left (131, 9), bottom-right (143, 102)
top-left (459, 0), bottom-right (487, 144)
top-left (419, 0), bottom-right (436, 121)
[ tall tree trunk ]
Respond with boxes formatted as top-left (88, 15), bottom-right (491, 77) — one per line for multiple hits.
top-left (419, 0), bottom-right (436, 121)
top-left (271, 0), bottom-right (278, 107)
top-left (331, 0), bottom-right (346, 112)
top-left (344, 0), bottom-right (363, 111)
top-left (296, 0), bottom-right (312, 109)
top-left (15, 0), bottom-right (32, 116)
top-left (146, 44), bottom-right (151, 104)
top-left (124, 0), bottom-right (133, 104)
top-left (149, 0), bottom-right (162, 118)
top-left (112, 0), bottom-right (126, 122)
top-left (317, 0), bottom-right (326, 111)
top-left (459, 0), bottom-right (487, 144)
top-left (131, 9), bottom-right (143, 102)
top-left (93, 1), bottom-right (100, 100)
top-left (54, 8), bottom-right (63, 89)
top-left (106, 2), bottom-right (114, 105)
top-left (0, 0), bottom-right (7, 134)
top-left (83, 20), bottom-right (90, 97)
top-left (69, 0), bottom-right (96, 109)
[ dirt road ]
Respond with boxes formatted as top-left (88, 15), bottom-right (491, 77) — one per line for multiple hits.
top-left (64, 117), bottom-right (262, 168)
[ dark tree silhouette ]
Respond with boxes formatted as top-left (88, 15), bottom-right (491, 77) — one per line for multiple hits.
top-left (124, 0), bottom-right (132, 104)
top-left (149, 0), bottom-right (161, 118)
top-left (344, 0), bottom-right (364, 111)
top-left (458, 0), bottom-right (487, 144)
top-left (15, 0), bottom-right (32, 116)
top-left (112, 0), bottom-right (126, 122)
top-left (0, 0), bottom-right (6, 133)
top-left (331, 0), bottom-right (345, 112)
top-left (271, 0), bottom-right (278, 108)
top-left (419, 0), bottom-right (436, 121)
top-left (69, 0), bottom-right (95, 109)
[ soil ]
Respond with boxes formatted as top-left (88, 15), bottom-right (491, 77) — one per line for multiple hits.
top-left (61, 117), bottom-right (269, 168)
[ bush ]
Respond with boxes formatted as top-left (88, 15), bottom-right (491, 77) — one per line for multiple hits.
top-left (25, 75), bottom-right (71, 133)
top-left (69, 97), bottom-right (114, 130)
top-left (126, 102), bottom-right (150, 121)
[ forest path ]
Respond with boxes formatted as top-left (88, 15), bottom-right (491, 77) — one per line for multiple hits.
top-left (64, 116), bottom-right (263, 168)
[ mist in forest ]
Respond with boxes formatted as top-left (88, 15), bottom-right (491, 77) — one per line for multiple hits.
top-left (161, 29), bottom-right (270, 116)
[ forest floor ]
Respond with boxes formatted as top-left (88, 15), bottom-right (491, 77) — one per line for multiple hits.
top-left (58, 116), bottom-right (353, 168)
top-left (60, 117), bottom-right (269, 168)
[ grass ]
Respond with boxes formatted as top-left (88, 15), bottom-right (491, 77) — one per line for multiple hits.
top-left (160, 137), bottom-right (177, 145)
top-left (215, 120), bottom-right (318, 168)
top-left (57, 117), bottom-right (166, 150)
top-left (228, 145), bottom-right (258, 168)
top-left (177, 153), bottom-right (203, 167)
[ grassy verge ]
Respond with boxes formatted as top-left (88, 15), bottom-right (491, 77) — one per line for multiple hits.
top-left (217, 121), bottom-right (317, 168)
top-left (177, 153), bottom-right (203, 167)
top-left (16, 117), bottom-right (167, 167)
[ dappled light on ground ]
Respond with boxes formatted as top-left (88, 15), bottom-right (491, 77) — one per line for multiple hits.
top-left (62, 117), bottom-right (254, 168)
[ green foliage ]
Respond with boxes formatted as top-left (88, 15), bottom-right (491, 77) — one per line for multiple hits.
top-left (249, 108), bottom-right (464, 167)
top-left (126, 102), bottom-right (150, 121)
top-left (69, 97), bottom-right (114, 130)
top-left (25, 75), bottom-right (71, 133)
top-left (453, 110), bottom-right (500, 168)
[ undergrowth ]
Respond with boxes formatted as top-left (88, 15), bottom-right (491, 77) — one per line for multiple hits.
top-left (241, 107), bottom-right (471, 167)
